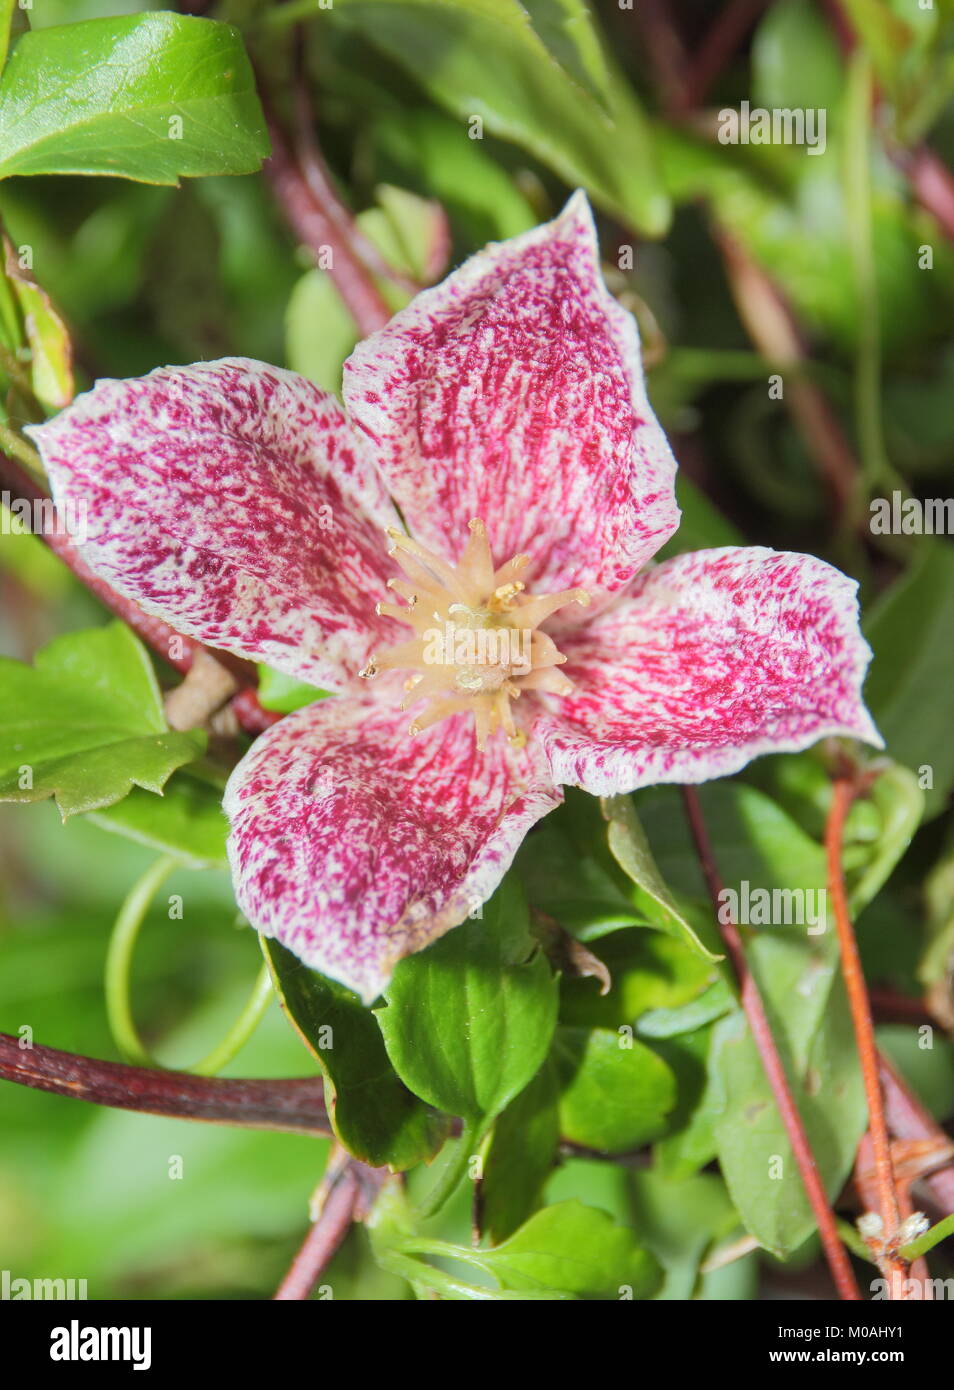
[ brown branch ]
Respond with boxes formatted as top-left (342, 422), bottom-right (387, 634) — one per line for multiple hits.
top-left (274, 1150), bottom-right (385, 1300)
top-left (880, 1052), bottom-right (954, 1216)
top-left (262, 108), bottom-right (392, 339)
top-left (681, 787), bottom-right (862, 1300)
top-left (712, 225), bottom-right (859, 516)
top-left (0, 1032), bottom-right (331, 1137)
top-left (291, 65), bottom-right (426, 300)
top-left (635, 0), bottom-right (691, 115)
top-left (827, 778), bottom-right (910, 1297)
top-left (853, 1133), bottom-right (933, 1296)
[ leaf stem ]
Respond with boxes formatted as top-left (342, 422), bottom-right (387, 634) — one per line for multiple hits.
top-left (416, 1118), bottom-right (481, 1219)
top-left (190, 965), bottom-right (274, 1076)
top-left (0, 418), bottom-right (44, 482)
top-left (105, 855), bottom-right (273, 1076)
top-left (681, 786), bottom-right (862, 1300)
top-left (105, 855), bottom-right (178, 1066)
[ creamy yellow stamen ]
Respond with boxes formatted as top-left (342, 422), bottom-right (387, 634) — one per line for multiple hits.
top-left (359, 520), bottom-right (588, 750)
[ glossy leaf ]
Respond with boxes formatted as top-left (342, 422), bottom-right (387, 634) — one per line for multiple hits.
top-left (262, 938), bottom-right (448, 1170)
top-left (603, 794), bottom-right (720, 961)
top-left (554, 1026), bottom-right (676, 1154)
top-left (0, 15), bottom-right (268, 184)
top-left (478, 1200), bottom-right (662, 1298)
top-left (326, 0), bottom-right (669, 235)
top-left (481, 1062), bottom-right (560, 1242)
top-left (378, 876), bottom-right (559, 1126)
top-left (87, 776), bottom-right (229, 870)
top-left (864, 542), bottom-right (954, 819)
top-left (0, 623), bottom-right (205, 818)
top-left (710, 979), bottom-right (866, 1257)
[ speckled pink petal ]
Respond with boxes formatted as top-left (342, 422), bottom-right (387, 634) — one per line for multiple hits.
top-left (28, 358), bottom-right (402, 691)
top-left (343, 191), bottom-right (679, 608)
top-left (223, 694), bottom-right (562, 1002)
top-left (536, 547), bottom-right (883, 796)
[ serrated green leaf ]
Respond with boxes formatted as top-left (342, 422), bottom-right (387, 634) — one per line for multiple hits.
top-left (553, 1026), bottom-right (675, 1153)
top-left (0, 622), bottom-right (205, 818)
top-left (262, 938), bottom-right (448, 1170)
top-left (0, 14), bottom-right (268, 184)
top-left (87, 775), bottom-right (228, 869)
top-left (378, 876), bottom-right (559, 1126)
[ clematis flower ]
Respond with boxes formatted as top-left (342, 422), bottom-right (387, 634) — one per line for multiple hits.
top-left (29, 193), bottom-right (881, 1002)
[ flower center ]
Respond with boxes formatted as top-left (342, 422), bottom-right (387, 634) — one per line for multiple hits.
top-left (359, 520), bottom-right (589, 748)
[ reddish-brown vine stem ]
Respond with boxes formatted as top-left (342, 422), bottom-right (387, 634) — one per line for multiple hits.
top-left (0, 1032), bottom-right (331, 1137)
top-left (262, 108), bottom-right (392, 339)
top-left (274, 1152), bottom-right (386, 1300)
top-left (274, 1170), bottom-right (361, 1300)
top-left (681, 786), bottom-right (862, 1300)
top-left (826, 778), bottom-right (910, 1298)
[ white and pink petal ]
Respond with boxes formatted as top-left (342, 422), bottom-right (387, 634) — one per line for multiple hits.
top-left (535, 546), bottom-right (883, 796)
top-left (343, 191), bottom-right (679, 609)
top-left (28, 358), bottom-right (401, 692)
top-left (223, 693), bottom-right (562, 1002)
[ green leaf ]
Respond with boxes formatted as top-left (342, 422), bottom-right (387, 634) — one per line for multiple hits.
top-left (262, 938), bottom-right (448, 1170)
top-left (87, 776), bottom-right (229, 869)
top-left (628, 1168), bottom-right (738, 1300)
top-left (1, 236), bottom-right (74, 410)
top-left (603, 794), bottom-right (720, 961)
top-left (378, 876), bottom-right (559, 1126)
top-left (515, 794), bottom-right (650, 941)
top-left (846, 761), bottom-right (924, 914)
top-left (481, 1062), bottom-right (560, 1242)
top-left (521, 0), bottom-right (612, 106)
top-left (255, 663), bottom-right (330, 714)
top-left (636, 980), bottom-right (734, 1039)
top-left (864, 542), bottom-right (954, 818)
top-left (559, 928), bottom-right (715, 1031)
top-left (752, 0), bottom-right (846, 114)
top-left (322, 0), bottom-right (669, 235)
top-left (373, 109), bottom-right (539, 243)
top-left (637, 782), bottom-right (840, 1064)
top-left (0, 14), bottom-right (269, 184)
top-left (553, 1026), bottom-right (676, 1154)
top-left (651, 1026), bottom-right (721, 1181)
top-left (478, 1200), bottom-right (662, 1298)
top-left (0, 622), bottom-right (205, 818)
top-left (921, 839), bottom-right (954, 988)
top-left (710, 979), bottom-right (867, 1258)
top-left (837, 0), bottom-right (915, 99)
